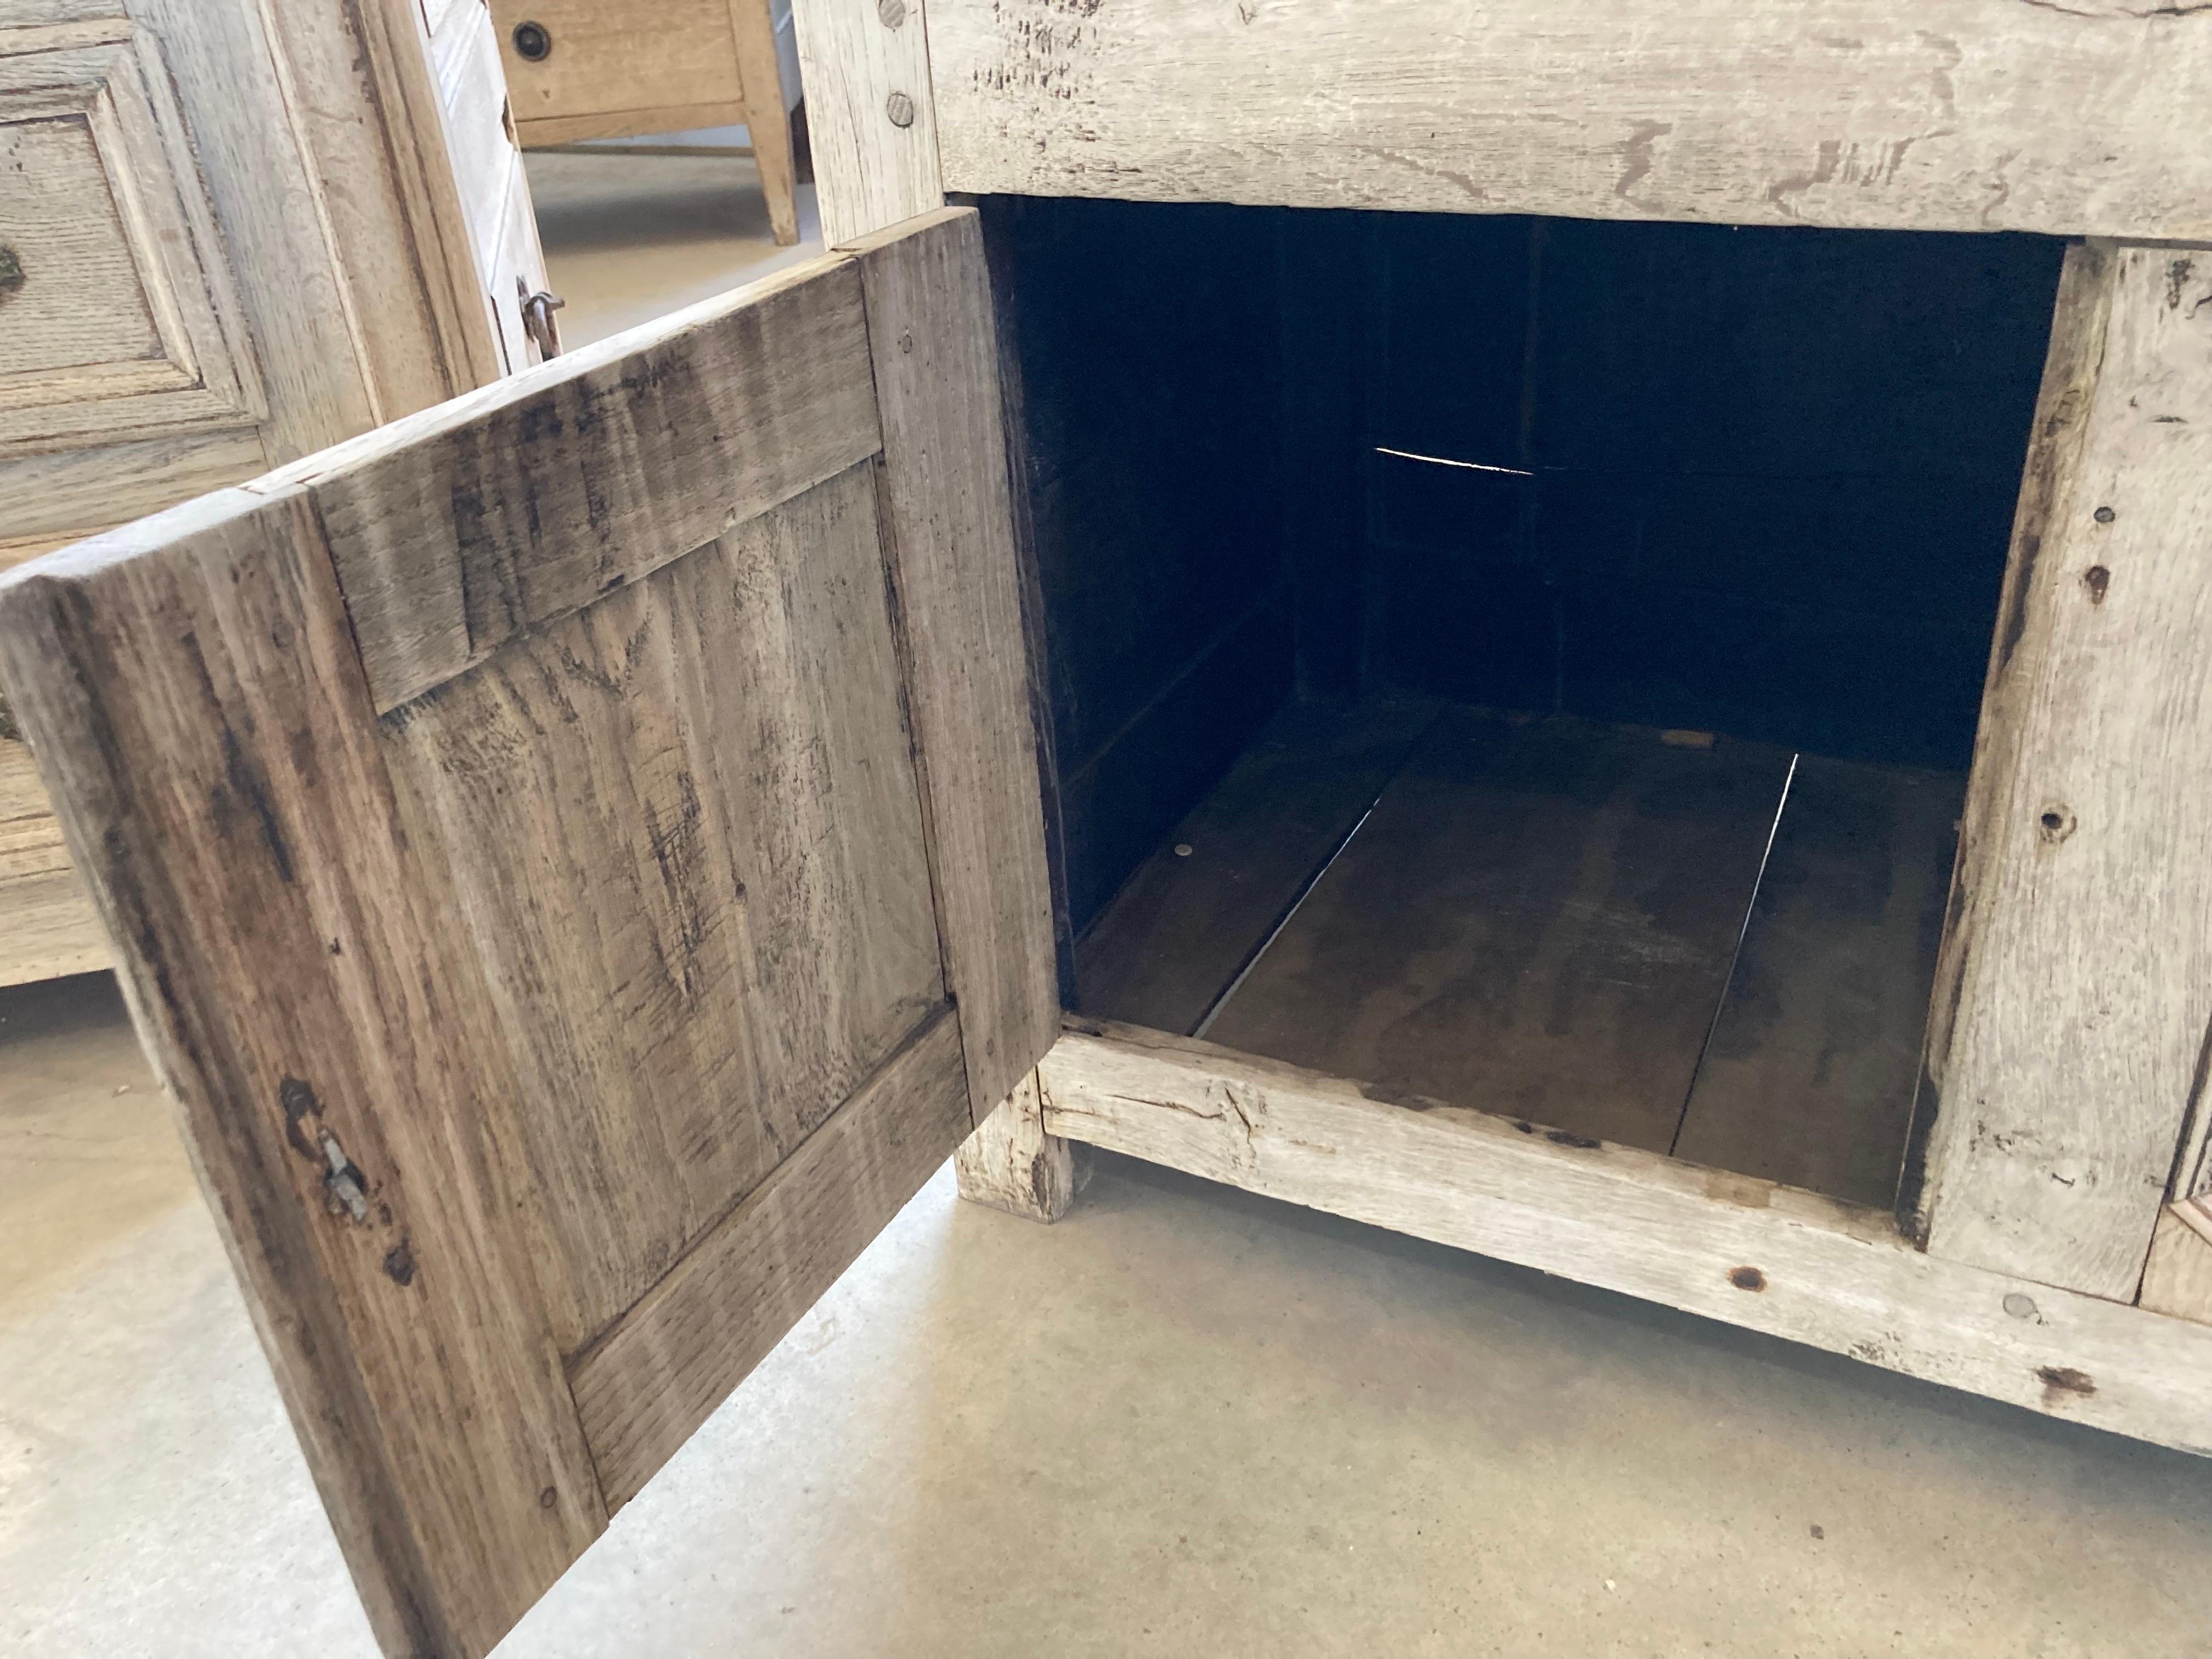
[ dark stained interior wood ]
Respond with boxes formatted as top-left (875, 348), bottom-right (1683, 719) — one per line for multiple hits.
top-left (1204, 706), bottom-right (1793, 1153)
top-left (1674, 757), bottom-right (1966, 1207)
top-left (1074, 697), bottom-right (1438, 1035)
top-left (1085, 697), bottom-right (1961, 1200)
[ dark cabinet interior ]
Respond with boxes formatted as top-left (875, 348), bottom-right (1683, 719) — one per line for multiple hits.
top-left (980, 195), bottom-right (2063, 1210)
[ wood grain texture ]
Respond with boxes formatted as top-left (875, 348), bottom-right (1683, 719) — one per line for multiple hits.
top-left (516, 102), bottom-right (747, 146)
top-left (343, 0), bottom-right (513, 398)
top-left (0, 492), bottom-right (604, 1659)
top-left (2138, 1207), bottom-right (2212, 1328)
top-left (0, 25), bottom-right (264, 449)
top-left (1206, 709), bottom-right (1793, 1153)
top-left (0, 722), bottom-right (105, 984)
top-left (1040, 1019), bottom-right (2212, 1454)
top-left (1074, 697), bottom-right (1438, 1036)
top-left (489, 0), bottom-right (753, 119)
top-left (850, 207), bottom-right (1059, 1120)
top-left (952, 1068), bottom-right (1084, 1222)
top-left (1675, 757), bottom-right (1964, 1209)
top-left (571, 1003), bottom-right (970, 1505)
top-left (277, 254), bottom-right (881, 712)
top-left (0, 867), bottom-right (106, 984)
top-left (790, 0), bottom-right (941, 246)
top-left (1916, 243), bottom-right (2212, 1300)
top-left (931, 0), bottom-right (2212, 240)
top-left (0, 426), bottom-right (268, 547)
top-left (255, 0), bottom-right (476, 421)
top-left (382, 462), bottom-right (946, 1348)
top-left (428, 0), bottom-right (516, 279)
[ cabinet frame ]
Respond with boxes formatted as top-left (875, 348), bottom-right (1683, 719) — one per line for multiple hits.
top-left (793, 0), bottom-right (2212, 1450)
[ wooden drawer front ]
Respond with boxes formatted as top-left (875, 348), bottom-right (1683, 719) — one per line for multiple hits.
top-left (0, 727), bottom-right (105, 985)
top-left (0, 22), bottom-right (261, 454)
top-left (929, 0), bottom-right (2212, 241)
top-left (491, 0), bottom-right (746, 128)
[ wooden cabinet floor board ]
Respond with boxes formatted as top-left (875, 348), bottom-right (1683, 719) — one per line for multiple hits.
top-left (1674, 756), bottom-right (1965, 1209)
top-left (1200, 706), bottom-right (1793, 1154)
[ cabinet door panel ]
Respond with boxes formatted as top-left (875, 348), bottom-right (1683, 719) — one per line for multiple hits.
top-left (0, 207), bottom-right (1056, 1659)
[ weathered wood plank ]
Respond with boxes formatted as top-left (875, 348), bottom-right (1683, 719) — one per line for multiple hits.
top-left (1075, 697), bottom-right (1438, 1037)
top-left (569, 1004), bottom-right (970, 1508)
top-left (0, 493), bottom-right (604, 1659)
top-left (931, 0), bottom-right (2212, 241)
top-left (1915, 243), bottom-right (2212, 1299)
top-left (848, 207), bottom-right (1060, 1121)
top-left (1205, 709), bottom-right (1793, 1153)
top-left (1040, 1020), bottom-right (2212, 1454)
top-left (952, 1069), bottom-right (1085, 1222)
top-left (380, 463), bottom-right (946, 1349)
top-left (2138, 1206), bottom-right (2212, 1328)
top-left (791, 0), bottom-right (943, 247)
top-left (1675, 757), bottom-right (1964, 1208)
top-left (262, 256), bottom-right (882, 713)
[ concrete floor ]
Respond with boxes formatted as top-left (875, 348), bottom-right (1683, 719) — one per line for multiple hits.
top-left (523, 148), bottom-right (823, 348)
top-left (5, 968), bottom-right (2210, 1656)
top-left (6, 154), bottom-right (2211, 1656)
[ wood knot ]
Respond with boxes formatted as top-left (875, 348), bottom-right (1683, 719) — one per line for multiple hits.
top-left (1727, 1266), bottom-right (1767, 1291)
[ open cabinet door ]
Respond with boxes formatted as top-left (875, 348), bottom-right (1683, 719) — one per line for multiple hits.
top-left (0, 207), bottom-right (1057, 1659)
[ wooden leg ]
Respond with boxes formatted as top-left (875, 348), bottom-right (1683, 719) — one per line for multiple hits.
top-left (726, 0), bottom-right (801, 245)
top-left (954, 1069), bottom-right (1086, 1221)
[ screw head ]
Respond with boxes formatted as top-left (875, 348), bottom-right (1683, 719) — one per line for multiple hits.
top-left (879, 0), bottom-right (908, 26)
top-left (885, 91), bottom-right (917, 128)
top-left (2094, 505), bottom-right (2117, 524)
top-left (511, 19), bottom-right (552, 60)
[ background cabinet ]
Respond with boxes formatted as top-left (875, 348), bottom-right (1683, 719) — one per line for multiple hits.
top-left (489, 0), bottom-right (802, 246)
top-left (0, 0), bottom-right (551, 986)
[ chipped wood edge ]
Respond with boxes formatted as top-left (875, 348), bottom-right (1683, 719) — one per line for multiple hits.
top-left (953, 1068), bottom-right (1087, 1222)
top-left (1041, 1019), bottom-right (2212, 1453)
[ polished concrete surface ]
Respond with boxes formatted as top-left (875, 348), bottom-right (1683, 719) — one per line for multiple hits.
top-left (6, 153), bottom-right (2210, 1656)
top-left (4, 969), bottom-right (2209, 1657)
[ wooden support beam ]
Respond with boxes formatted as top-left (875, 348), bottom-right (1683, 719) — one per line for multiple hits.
top-left (1914, 242), bottom-right (2212, 1300)
top-left (1040, 1019), bottom-right (2212, 1453)
top-left (791, 0), bottom-right (944, 246)
top-left (930, 0), bottom-right (2212, 240)
top-left (955, 1070), bottom-right (1085, 1223)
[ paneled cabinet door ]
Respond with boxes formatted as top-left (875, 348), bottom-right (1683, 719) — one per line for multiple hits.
top-left (0, 207), bottom-right (1057, 1659)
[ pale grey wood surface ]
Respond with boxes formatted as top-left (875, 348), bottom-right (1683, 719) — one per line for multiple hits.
top-left (571, 1005), bottom-right (972, 1507)
top-left (278, 256), bottom-right (883, 713)
top-left (952, 1069), bottom-right (1085, 1222)
top-left (1040, 1020), bottom-right (2212, 1455)
top-left (1916, 243), bottom-right (2212, 1301)
top-left (382, 462), bottom-right (946, 1350)
top-left (929, 0), bottom-right (2212, 240)
top-left (791, 0), bottom-right (944, 247)
top-left (849, 207), bottom-right (1061, 1122)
